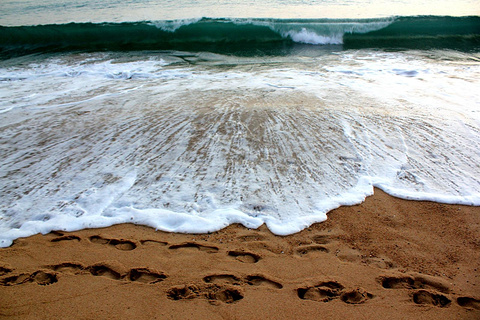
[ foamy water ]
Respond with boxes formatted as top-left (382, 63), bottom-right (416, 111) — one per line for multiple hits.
top-left (1, 50), bottom-right (479, 246)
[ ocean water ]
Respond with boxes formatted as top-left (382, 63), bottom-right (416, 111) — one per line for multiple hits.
top-left (1, 1), bottom-right (479, 247)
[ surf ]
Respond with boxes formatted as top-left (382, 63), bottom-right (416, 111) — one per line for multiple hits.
top-left (1, 16), bottom-right (479, 58)
top-left (1, 48), bottom-right (480, 247)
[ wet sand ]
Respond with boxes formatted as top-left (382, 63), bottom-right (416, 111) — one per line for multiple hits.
top-left (1, 188), bottom-right (479, 319)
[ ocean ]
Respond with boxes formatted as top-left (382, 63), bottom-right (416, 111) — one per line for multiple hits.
top-left (0, 0), bottom-right (479, 247)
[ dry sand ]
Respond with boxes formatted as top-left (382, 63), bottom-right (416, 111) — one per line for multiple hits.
top-left (1, 188), bottom-right (479, 319)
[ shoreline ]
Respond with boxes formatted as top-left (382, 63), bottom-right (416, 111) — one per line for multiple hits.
top-left (1, 188), bottom-right (479, 319)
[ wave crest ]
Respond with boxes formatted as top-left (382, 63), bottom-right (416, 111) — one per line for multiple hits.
top-left (1, 16), bottom-right (479, 58)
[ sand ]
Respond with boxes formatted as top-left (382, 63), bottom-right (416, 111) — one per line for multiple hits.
top-left (1, 188), bottom-right (479, 319)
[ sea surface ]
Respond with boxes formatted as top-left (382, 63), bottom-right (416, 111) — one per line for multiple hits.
top-left (1, 0), bottom-right (479, 246)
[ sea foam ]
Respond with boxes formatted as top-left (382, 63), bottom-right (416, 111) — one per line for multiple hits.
top-left (0, 50), bottom-right (479, 247)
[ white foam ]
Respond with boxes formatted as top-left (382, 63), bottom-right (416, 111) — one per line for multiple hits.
top-left (265, 18), bottom-right (394, 45)
top-left (283, 28), bottom-right (343, 45)
top-left (151, 18), bottom-right (202, 32)
top-left (1, 50), bottom-right (479, 247)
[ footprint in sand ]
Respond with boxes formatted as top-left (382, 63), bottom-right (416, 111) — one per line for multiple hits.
top-left (412, 290), bottom-right (451, 307)
top-left (167, 284), bottom-right (244, 304)
top-left (49, 262), bottom-right (85, 274)
top-left (0, 266), bottom-right (13, 276)
top-left (47, 262), bottom-right (167, 284)
top-left (457, 297), bottom-right (480, 310)
top-left (227, 250), bottom-right (261, 263)
top-left (295, 245), bottom-right (329, 257)
top-left (140, 239), bottom-right (168, 247)
top-left (378, 275), bottom-right (450, 293)
top-left (87, 264), bottom-right (166, 283)
top-left (379, 274), bottom-right (454, 307)
top-left (297, 281), bottom-right (345, 302)
top-left (168, 242), bottom-right (219, 253)
top-left (312, 234), bottom-right (334, 245)
top-left (245, 275), bottom-right (283, 289)
top-left (340, 288), bottom-right (375, 304)
top-left (126, 268), bottom-right (167, 284)
top-left (1, 273), bottom-right (32, 286)
top-left (297, 281), bottom-right (372, 304)
top-left (0, 271), bottom-right (58, 286)
top-left (30, 271), bottom-right (59, 286)
top-left (89, 236), bottom-right (137, 251)
top-left (51, 235), bottom-right (81, 243)
top-left (87, 264), bottom-right (123, 280)
top-left (169, 273), bottom-right (282, 304)
top-left (203, 274), bottom-right (243, 286)
top-left (203, 273), bottom-right (283, 289)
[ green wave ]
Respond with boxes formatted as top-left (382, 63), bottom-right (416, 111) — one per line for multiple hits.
top-left (1, 16), bottom-right (479, 58)
top-left (344, 16), bottom-right (480, 51)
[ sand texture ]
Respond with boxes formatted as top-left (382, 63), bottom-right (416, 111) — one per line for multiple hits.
top-left (1, 189), bottom-right (479, 319)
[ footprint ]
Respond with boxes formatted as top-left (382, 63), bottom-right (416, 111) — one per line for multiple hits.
top-left (1, 271), bottom-right (57, 286)
top-left (0, 266), bottom-right (12, 276)
top-left (203, 274), bottom-right (242, 286)
top-left (48, 263), bottom-right (166, 284)
top-left (413, 290), bottom-right (451, 307)
top-left (245, 275), bottom-right (283, 289)
top-left (203, 274), bottom-right (282, 289)
top-left (312, 235), bottom-right (332, 245)
top-left (1, 273), bottom-right (31, 286)
top-left (457, 297), bottom-right (480, 310)
top-left (140, 240), bottom-right (168, 246)
top-left (31, 271), bottom-right (58, 286)
top-left (51, 235), bottom-right (81, 243)
top-left (340, 288), bottom-right (374, 304)
top-left (167, 285), bottom-right (200, 300)
top-left (298, 286), bottom-right (339, 302)
top-left (228, 251), bottom-right (261, 263)
top-left (167, 284), bottom-right (243, 304)
top-left (89, 236), bottom-right (137, 251)
top-left (89, 235), bottom-right (110, 245)
top-left (213, 287), bottom-right (244, 304)
top-left (297, 281), bottom-right (345, 302)
top-left (87, 264), bottom-right (122, 280)
top-left (379, 275), bottom-right (450, 293)
top-left (127, 268), bottom-right (167, 284)
top-left (49, 263), bottom-right (85, 274)
top-left (169, 242), bottom-right (219, 253)
top-left (108, 239), bottom-right (136, 251)
top-left (295, 245), bottom-right (329, 256)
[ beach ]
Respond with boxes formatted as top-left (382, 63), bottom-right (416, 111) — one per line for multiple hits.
top-left (1, 188), bottom-right (479, 319)
top-left (1, 1), bottom-right (480, 319)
